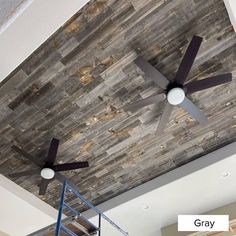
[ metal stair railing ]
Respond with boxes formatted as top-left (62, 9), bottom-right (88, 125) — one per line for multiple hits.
top-left (56, 180), bottom-right (129, 236)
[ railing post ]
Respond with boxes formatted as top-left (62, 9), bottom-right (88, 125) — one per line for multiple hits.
top-left (67, 182), bottom-right (128, 236)
top-left (98, 213), bottom-right (101, 236)
top-left (55, 180), bottom-right (67, 236)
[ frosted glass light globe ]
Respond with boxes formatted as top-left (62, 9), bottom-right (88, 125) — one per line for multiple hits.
top-left (167, 87), bottom-right (185, 105)
top-left (40, 168), bottom-right (55, 179)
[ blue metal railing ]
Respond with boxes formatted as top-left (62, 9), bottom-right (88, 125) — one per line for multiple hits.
top-left (55, 180), bottom-right (129, 236)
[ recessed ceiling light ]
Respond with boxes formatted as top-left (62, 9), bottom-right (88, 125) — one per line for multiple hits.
top-left (142, 205), bottom-right (149, 210)
top-left (221, 172), bottom-right (231, 178)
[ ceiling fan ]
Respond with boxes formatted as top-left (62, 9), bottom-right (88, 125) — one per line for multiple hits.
top-left (123, 35), bottom-right (232, 134)
top-left (9, 138), bottom-right (89, 195)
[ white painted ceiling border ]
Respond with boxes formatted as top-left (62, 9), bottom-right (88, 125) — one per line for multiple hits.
top-left (0, 174), bottom-right (58, 220)
top-left (224, 0), bottom-right (236, 32)
top-left (0, 0), bottom-right (34, 35)
top-left (84, 142), bottom-right (236, 218)
top-left (0, 0), bottom-right (90, 82)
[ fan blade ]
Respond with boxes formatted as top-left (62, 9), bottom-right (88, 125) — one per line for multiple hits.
top-left (156, 102), bottom-right (173, 135)
top-left (135, 56), bottom-right (169, 89)
top-left (9, 169), bottom-right (40, 178)
top-left (53, 162), bottom-right (89, 172)
top-left (123, 93), bottom-right (166, 112)
top-left (185, 73), bottom-right (232, 94)
top-left (174, 36), bottom-right (203, 85)
top-left (179, 97), bottom-right (208, 124)
top-left (39, 178), bottom-right (51, 195)
top-left (45, 138), bottom-right (59, 166)
top-left (11, 145), bottom-right (41, 167)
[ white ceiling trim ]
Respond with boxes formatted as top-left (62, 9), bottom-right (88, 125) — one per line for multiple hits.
top-left (0, 174), bottom-right (58, 235)
top-left (0, 0), bottom-right (34, 35)
top-left (0, 0), bottom-right (90, 82)
top-left (85, 142), bottom-right (236, 217)
top-left (0, 174), bottom-right (58, 219)
top-left (224, 0), bottom-right (236, 32)
top-left (83, 142), bottom-right (236, 236)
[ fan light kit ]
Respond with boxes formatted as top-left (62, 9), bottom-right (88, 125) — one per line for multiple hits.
top-left (167, 87), bottom-right (185, 105)
top-left (40, 168), bottom-right (55, 180)
top-left (123, 35), bottom-right (232, 134)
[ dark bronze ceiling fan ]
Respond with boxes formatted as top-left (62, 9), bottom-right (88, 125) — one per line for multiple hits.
top-left (123, 35), bottom-right (232, 134)
top-left (9, 138), bottom-right (89, 195)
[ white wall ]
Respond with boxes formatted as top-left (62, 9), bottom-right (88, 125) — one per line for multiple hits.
top-left (162, 201), bottom-right (236, 236)
top-left (0, 175), bottom-right (58, 236)
top-left (0, 0), bottom-right (90, 82)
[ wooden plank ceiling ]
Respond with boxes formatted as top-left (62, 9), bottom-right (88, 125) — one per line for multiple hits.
top-left (0, 0), bottom-right (236, 211)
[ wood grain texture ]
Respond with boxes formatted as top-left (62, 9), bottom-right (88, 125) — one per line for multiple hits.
top-left (0, 0), bottom-right (236, 212)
